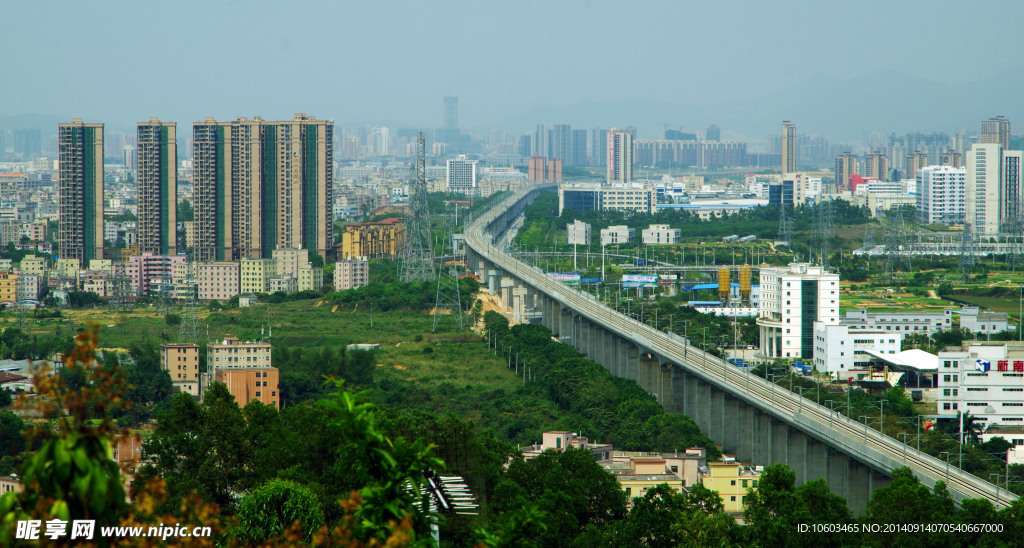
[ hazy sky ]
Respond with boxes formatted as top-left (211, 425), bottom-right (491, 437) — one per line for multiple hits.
top-left (5, 0), bottom-right (1024, 136)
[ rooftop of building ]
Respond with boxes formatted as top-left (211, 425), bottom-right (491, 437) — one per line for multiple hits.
top-left (345, 218), bottom-right (404, 227)
top-left (985, 425), bottom-right (1024, 436)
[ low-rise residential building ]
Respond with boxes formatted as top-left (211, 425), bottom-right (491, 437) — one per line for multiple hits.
top-left (126, 252), bottom-right (187, 296)
top-left (55, 258), bottom-right (81, 279)
top-left (208, 337), bottom-right (272, 370)
top-left (843, 307), bottom-right (954, 334)
top-left (269, 276), bottom-right (298, 294)
top-left (603, 447), bottom-right (707, 506)
top-left (15, 274), bottom-right (39, 302)
top-left (566, 220), bottom-right (591, 245)
top-left (297, 265), bottom-right (323, 292)
top-left (338, 218), bottom-right (406, 260)
top-left (214, 367), bottom-right (279, 409)
top-left (702, 462), bottom-right (762, 514)
top-left (19, 255), bottom-right (45, 277)
top-left (82, 277), bottom-right (108, 297)
top-left (936, 342), bottom-right (1024, 438)
top-left (599, 225), bottom-right (635, 246)
top-left (521, 431), bottom-right (613, 464)
top-left (959, 306), bottom-right (1010, 335)
top-left (641, 224), bottom-right (681, 245)
top-left (240, 258), bottom-right (276, 294)
top-left (813, 322), bottom-right (903, 375)
top-left (196, 261), bottom-right (239, 302)
top-left (160, 343), bottom-right (200, 396)
top-left (0, 272), bottom-right (16, 305)
top-left (335, 260), bottom-right (369, 290)
top-left (272, 248), bottom-right (309, 278)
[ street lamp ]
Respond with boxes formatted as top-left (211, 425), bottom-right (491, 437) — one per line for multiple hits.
top-left (896, 433), bottom-right (909, 464)
top-left (859, 415), bottom-right (871, 443)
top-left (825, 400), bottom-right (835, 430)
top-left (797, 387), bottom-right (808, 413)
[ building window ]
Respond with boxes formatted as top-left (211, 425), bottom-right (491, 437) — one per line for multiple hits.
top-left (730, 480), bottom-right (736, 486)
top-left (730, 496), bottom-right (736, 501)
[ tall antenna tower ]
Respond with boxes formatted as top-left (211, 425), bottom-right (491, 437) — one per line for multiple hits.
top-left (776, 204), bottom-right (793, 248)
top-left (433, 197), bottom-right (465, 331)
top-left (179, 272), bottom-right (201, 345)
top-left (959, 223), bottom-right (976, 282)
top-left (401, 133), bottom-right (436, 283)
top-left (110, 260), bottom-right (134, 312)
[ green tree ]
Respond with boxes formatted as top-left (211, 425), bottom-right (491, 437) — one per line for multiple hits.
top-left (0, 410), bottom-right (24, 458)
top-left (318, 381), bottom-right (443, 543)
top-left (743, 464), bottom-right (853, 547)
top-left (177, 198), bottom-right (194, 222)
top-left (492, 447), bottom-right (627, 546)
top-left (232, 478), bottom-right (324, 544)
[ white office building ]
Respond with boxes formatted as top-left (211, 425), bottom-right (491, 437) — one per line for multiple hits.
top-left (936, 342), bottom-right (1024, 442)
top-left (813, 322), bottom-right (902, 375)
top-left (843, 307), bottom-right (954, 334)
top-left (600, 225), bottom-right (635, 246)
top-left (566, 220), bottom-right (591, 245)
top-left (959, 306), bottom-right (1011, 335)
top-left (641, 224), bottom-right (681, 244)
top-left (756, 263), bottom-right (840, 359)
top-left (446, 155), bottom-right (477, 196)
top-left (916, 165), bottom-right (966, 225)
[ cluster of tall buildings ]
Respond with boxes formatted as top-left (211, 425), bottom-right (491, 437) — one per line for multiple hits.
top-left (57, 114), bottom-right (334, 267)
top-left (912, 116), bottom-right (1021, 236)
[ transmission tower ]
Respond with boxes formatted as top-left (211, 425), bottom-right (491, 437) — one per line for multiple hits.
top-left (110, 260), bottom-right (134, 312)
top-left (863, 225), bottom-right (876, 249)
top-left (818, 198), bottom-right (834, 268)
top-left (180, 272), bottom-right (201, 345)
top-left (776, 204), bottom-right (793, 247)
top-left (959, 223), bottom-right (976, 282)
top-left (1007, 215), bottom-right (1024, 271)
top-left (401, 133), bottom-right (436, 283)
top-left (883, 210), bottom-right (911, 282)
top-left (433, 198), bottom-right (465, 332)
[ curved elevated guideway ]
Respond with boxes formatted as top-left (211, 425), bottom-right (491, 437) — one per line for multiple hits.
top-left (464, 185), bottom-right (1015, 513)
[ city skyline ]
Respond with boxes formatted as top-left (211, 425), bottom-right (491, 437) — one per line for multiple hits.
top-left (4, 1), bottom-right (1024, 140)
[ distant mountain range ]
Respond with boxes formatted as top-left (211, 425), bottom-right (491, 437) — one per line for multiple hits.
top-left (6, 69), bottom-right (1024, 145)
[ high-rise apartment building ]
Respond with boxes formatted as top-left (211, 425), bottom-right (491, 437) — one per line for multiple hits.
top-left (607, 129), bottom-right (633, 184)
top-left (1001, 150), bottom-right (1022, 226)
top-left (781, 121), bottom-right (796, 174)
top-left (570, 129), bottom-right (588, 166)
top-left (137, 118), bottom-right (177, 255)
top-left (705, 124), bottom-right (721, 142)
top-left (942, 150), bottom-right (963, 168)
top-left (58, 119), bottom-right (104, 265)
top-left (834, 152), bottom-right (858, 190)
top-left (192, 114), bottom-right (333, 261)
top-left (916, 165), bottom-right (966, 225)
top-left (966, 143), bottom-right (1002, 237)
top-left (906, 151), bottom-right (930, 180)
top-left (980, 116), bottom-right (1011, 151)
top-left (551, 124), bottom-right (572, 164)
top-left (864, 151), bottom-right (889, 181)
top-left (443, 96), bottom-right (458, 130)
top-left (446, 155), bottom-right (478, 196)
